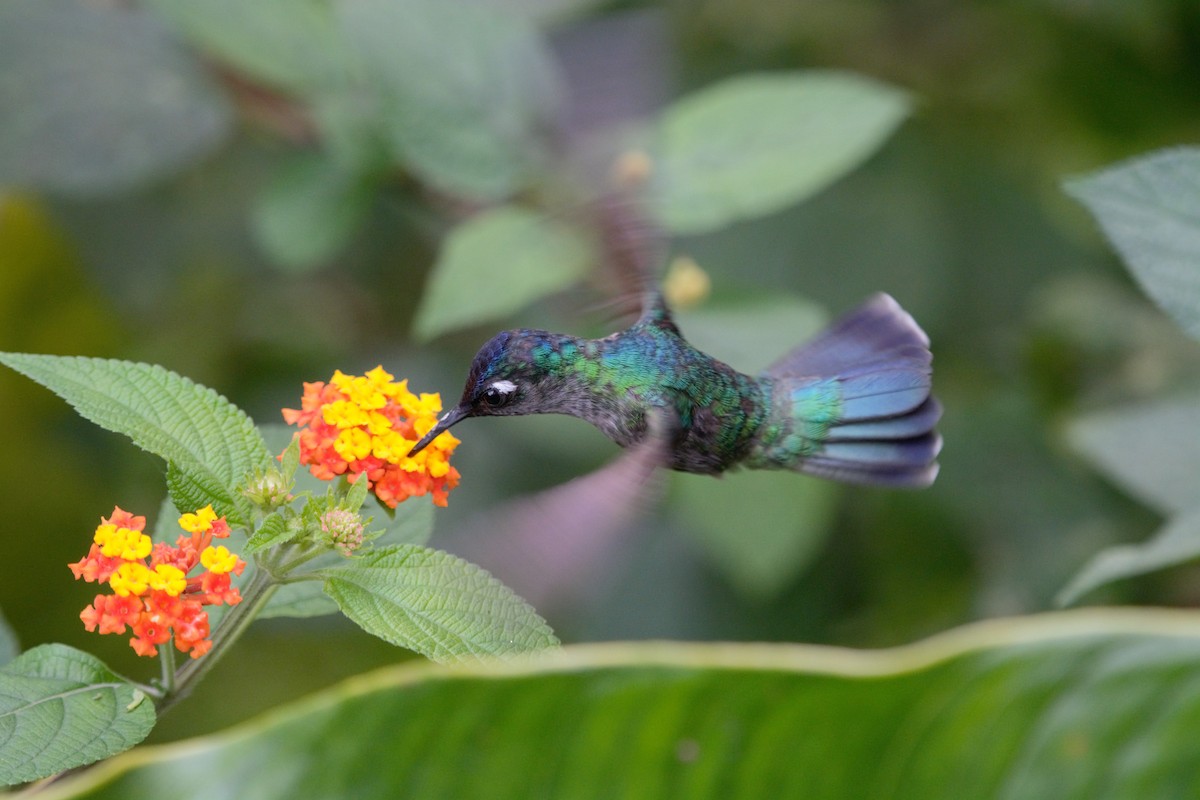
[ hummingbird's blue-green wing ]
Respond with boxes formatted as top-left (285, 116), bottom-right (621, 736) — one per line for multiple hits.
top-left (435, 408), bottom-right (676, 610)
top-left (754, 293), bottom-right (942, 487)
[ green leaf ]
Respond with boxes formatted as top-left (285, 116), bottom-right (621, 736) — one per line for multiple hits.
top-left (251, 154), bottom-right (378, 271)
top-left (244, 512), bottom-right (294, 555)
top-left (1065, 148), bottom-right (1200, 341)
top-left (41, 610), bottom-right (1200, 799)
top-left (344, 473), bottom-right (369, 513)
top-left (1059, 506), bottom-right (1200, 605)
top-left (414, 205), bottom-right (593, 340)
top-left (336, 0), bottom-right (563, 198)
top-left (672, 470), bottom-right (839, 600)
top-left (651, 71), bottom-right (911, 234)
top-left (0, 354), bottom-right (272, 525)
top-left (0, 644), bottom-right (154, 786)
top-left (280, 435), bottom-right (300, 483)
top-left (0, 610), bottom-right (18, 666)
top-left (0, 0), bottom-right (233, 197)
top-left (141, 0), bottom-right (352, 94)
top-left (321, 544), bottom-right (558, 662)
top-left (1067, 395), bottom-right (1200, 515)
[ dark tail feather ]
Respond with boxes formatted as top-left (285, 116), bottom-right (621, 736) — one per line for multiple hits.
top-left (826, 398), bottom-right (942, 442)
top-left (767, 294), bottom-right (942, 488)
top-left (799, 453), bottom-right (941, 488)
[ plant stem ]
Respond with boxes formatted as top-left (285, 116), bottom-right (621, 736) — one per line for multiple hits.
top-left (158, 642), bottom-right (176, 695)
top-left (269, 544), bottom-right (325, 577)
top-left (155, 566), bottom-right (277, 716)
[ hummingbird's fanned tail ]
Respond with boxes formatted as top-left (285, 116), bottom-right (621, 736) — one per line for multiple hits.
top-left (750, 294), bottom-right (942, 487)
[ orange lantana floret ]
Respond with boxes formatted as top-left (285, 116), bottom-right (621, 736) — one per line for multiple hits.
top-left (282, 366), bottom-right (461, 508)
top-left (71, 505), bottom-right (245, 659)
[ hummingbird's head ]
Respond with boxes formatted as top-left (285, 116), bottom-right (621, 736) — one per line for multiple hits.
top-left (408, 330), bottom-right (549, 456)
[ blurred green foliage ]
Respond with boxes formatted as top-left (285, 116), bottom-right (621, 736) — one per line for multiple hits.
top-left (2, 0), bottom-right (1200, 762)
top-left (39, 613), bottom-right (1200, 800)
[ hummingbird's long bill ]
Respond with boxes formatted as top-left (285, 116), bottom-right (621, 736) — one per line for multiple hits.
top-left (408, 404), bottom-right (470, 456)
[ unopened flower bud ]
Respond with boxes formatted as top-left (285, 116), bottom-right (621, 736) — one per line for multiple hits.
top-left (243, 467), bottom-right (291, 509)
top-left (320, 509), bottom-right (365, 556)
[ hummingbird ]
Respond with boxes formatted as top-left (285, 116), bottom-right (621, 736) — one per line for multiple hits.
top-left (407, 284), bottom-right (940, 608)
top-left (409, 291), bottom-right (941, 486)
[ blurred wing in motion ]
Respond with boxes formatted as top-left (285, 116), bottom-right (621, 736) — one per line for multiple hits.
top-left (436, 410), bottom-right (675, 611)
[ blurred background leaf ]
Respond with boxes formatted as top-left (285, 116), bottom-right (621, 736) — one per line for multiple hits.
top-left (1067, 396), bottom-right (1200, 516)
top-left (1059, 507), bottom-right (1200, 606)
top-left (142, 0), bottom-right (352, 94)
top-left (0, 0), bottom-right (232, 197)
top-left (1066, 149), bottom-right (1200, 341)
top-left (1054, 149), bottom-right (1200, 604)
top-left (650, 71), bottom-right (910, 234)
top-left (250, 153), bottom-right (380, 271)
top-left (337, 0), bottom-right (564, 199)
top-left (414, 206), bottom-right (593, 340)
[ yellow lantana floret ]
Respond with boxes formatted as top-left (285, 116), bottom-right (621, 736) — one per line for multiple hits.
top-left (371, 430), bottom-right (410, 462)
top-left (425, 453), bottom-right (451, 478)
top-left (93, 523), bottom-right (118, 550)
top-left (334, 427), bottom-right (373, 462)
top-left (400, 392), bottom-right (442, 419)
top-left (94, 524), bottom-right (152, 560)
top-left (323, 399), bottom-right (371, 429)
top-left (110, 562), bottom-right (151, 597)
top-left (365, 410), bottom-right (393, 436)
top-left (331, 369), bottom-right (389, 410)
top-left (179, 505), bottom-right (218, 533)
top-left (201, 545), bottom-right (239, 574)
top-left (149, 564), bottom-right (187, 596)
top-left (365, 365), bottom-right (399, 391)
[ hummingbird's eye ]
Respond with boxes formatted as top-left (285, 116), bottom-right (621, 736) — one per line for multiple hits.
top-left (481, 385), bottom-right (512, 408)
top-left (480, 379), bottom-right (517, 409)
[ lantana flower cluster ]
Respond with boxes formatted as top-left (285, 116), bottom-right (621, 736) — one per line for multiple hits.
top-left (69, 505), bottom-right (245, 659)
top-left (282, 366), bottom-right (460, 507)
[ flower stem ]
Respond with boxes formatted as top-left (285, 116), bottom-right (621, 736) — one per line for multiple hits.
top-left (155, 566), bottom-right (277, 716)
top-left (158, 642), bottom-right (176, 695)
top-left (269, 545), bottom-right (325, 577)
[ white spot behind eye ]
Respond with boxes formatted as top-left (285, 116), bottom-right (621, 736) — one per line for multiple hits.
top-left (490, 380), bottom-right (517, 394)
